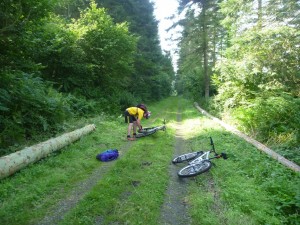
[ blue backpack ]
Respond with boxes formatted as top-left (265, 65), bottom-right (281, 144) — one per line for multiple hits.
top-left (96, 149), bottom-right (119, 162)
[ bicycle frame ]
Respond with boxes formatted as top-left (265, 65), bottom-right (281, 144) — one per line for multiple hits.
top-left (188, 138), bottom-right (221, 164)
top-left (188, 149), bottom-right (225, 165)
top-left (188, 151), bottom-right (211, 165)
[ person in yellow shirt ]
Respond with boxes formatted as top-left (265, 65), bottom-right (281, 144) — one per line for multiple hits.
top-left (124, 104), bottom-right (151, 140)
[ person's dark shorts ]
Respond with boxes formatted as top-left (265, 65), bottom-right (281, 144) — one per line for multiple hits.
top-left (124, 110), bottom-right (137, 123)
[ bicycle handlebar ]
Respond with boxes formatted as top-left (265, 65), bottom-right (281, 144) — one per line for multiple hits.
top-left (209, 152), bottom-right (228, 160)
top-left (210, 137), bottom-right (216, 153)
top-left (210, 137), bottom-right (213, 145)
top-left (209, 137), bottom-right (228, 160)
top-left (221, 152), bottom-right (228, 159)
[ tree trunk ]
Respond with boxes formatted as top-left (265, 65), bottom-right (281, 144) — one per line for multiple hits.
top-left (257, 0), bottom-right (262, 29)
top-left (202, 0), bottom-right (210, 98)
top-left (0, 124), bottom-right (96, 179)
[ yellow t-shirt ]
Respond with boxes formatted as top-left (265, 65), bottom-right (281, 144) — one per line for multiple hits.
top-left (127, 107), bottom-right (144, 120)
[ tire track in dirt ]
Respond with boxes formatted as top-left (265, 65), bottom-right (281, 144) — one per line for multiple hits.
top-left (37, 141), bottom-right (133, 225)
top-left (159, 103), bottom-right (191, 225)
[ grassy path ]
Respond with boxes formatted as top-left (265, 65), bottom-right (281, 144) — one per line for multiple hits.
top-left (0, 96), bottom-right (299, 225)
top-left (38, 141), bottom-right (133, 225)
top-left (159, 98), bottom-right (191, 225)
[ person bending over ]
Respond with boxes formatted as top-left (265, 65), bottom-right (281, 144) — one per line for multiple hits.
top-left (124, 104), bottom-right (151, 140)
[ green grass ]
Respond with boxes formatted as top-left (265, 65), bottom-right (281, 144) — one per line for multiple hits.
top-left (0, 115), bottom-right (126, 224)
top-left (174, 102), bottom-right (300, 225)
top-left (0, 96), bottom-right (299, 225)
top-left (60, 97), bottom-right (179, 224)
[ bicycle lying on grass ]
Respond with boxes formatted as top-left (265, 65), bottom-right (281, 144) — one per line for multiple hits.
top-left (136, 120), bottom-right (166, 138)
top-left (172, 137), bottom-right (227, 177)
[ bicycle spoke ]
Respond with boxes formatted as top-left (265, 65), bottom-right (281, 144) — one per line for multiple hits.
top-left (178, 160), bottom-right (212, 177)
top-left (172, 152), bottom-right (200, 164)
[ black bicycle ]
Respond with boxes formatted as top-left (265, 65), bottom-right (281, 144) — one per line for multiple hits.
top-left (136, 120), bottom-right (166, 138)
top-left (172, 137), bottom-right (227, 177)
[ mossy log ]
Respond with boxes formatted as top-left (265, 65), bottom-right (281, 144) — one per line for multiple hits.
top-left (0, 124), bottom-right (96, 179)
top-left (194, 102), bottom-right (300, 172)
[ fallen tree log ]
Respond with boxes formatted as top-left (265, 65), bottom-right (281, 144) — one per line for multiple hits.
top-left (0, 124), bottom-right (96, 179)
top-left (194, 102), bottom-right (300, 172)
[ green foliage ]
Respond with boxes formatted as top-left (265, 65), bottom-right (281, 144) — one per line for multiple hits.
top-left (232, 94), bottom-right (300, 141)
top-left (66, 94), bottom-right (101, 116)
top-left (118, 91), bottom-right (142, 111)
top-left (176, 64), bottom-right (205, 100)
top-left (22, 3), bottom-right (138, 97)
top-left (53, 0), bottom-right (90, 19)
top-left (98, 0), bottom-right (175, 101)
top-left (0, 0), bottom-right (54, 31)
top-left (0, 0), bottom-right (174, 153)
top-left (213, 26), bottom-right (300, 150)
top-left (23, 15), bottom-right (86, 91)
top-left (0, 71), bottom-right (71, 152)
top-left (177, 0), bottom-right (299, 156)
top-left (229, 94), bottom-right (300, 165)
top-left (72, 1), bottom-right (138, 93)
top-left (176, 0), bottom-right (224, 99)
top-left (0, 0), bottom-right (55, 72)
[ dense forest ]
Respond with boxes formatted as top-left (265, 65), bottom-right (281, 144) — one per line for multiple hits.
top-left (0, 0), bottom-right (174, 154)
top-left (176, 0), bottom-right (299, 162)
top-left (1, 0), bottom-right (299, 164)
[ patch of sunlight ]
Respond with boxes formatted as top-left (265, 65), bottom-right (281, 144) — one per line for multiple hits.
top-left (168, 117), bottom-right (224, 140)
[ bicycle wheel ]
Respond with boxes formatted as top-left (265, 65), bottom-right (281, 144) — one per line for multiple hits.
top-left (172, 151), bottom-right (203, 164)
top-left (138, 127), bottom-right (156, 133)
top-left (177, 160), bottom-right (212, 177)
top-left (135, 129), bottom-right (157, 138)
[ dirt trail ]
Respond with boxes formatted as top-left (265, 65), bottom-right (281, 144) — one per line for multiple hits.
top-left (37, 141), bottom-right (133, 225)
top-left (38, 103), bottom-right (192, 225)
top-left (159, 104), bottom-right (191, 225)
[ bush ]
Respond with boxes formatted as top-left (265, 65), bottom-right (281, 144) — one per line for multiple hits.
top-left (0, 71), bottom-right (72, 154)
top-left (66, 94), bottom-right (101, 117)
top-left (119, 91), bottom-right (142, 112)
top-left (232, 94), bottom-right (300, 142)
top-left (212, 26), bottom-right (300, 152)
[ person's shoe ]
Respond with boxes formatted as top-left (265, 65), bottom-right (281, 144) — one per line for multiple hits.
top-left (127, 135), bottom-right (136, 141)
top-left (133, 133), bottom-right (137, 138)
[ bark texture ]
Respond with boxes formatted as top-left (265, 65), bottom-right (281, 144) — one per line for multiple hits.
top-left (0, 124), bottom-right (96, 179)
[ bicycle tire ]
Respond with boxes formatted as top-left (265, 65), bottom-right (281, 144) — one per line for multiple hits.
top-left (177, 160), bottom-right (212, 177)
top-left (172, 151), bottom-right (203, 164)
top-left (138, 127), bottom-right (156, 133)
top-left (135, 129), bottom-right (157, 138)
